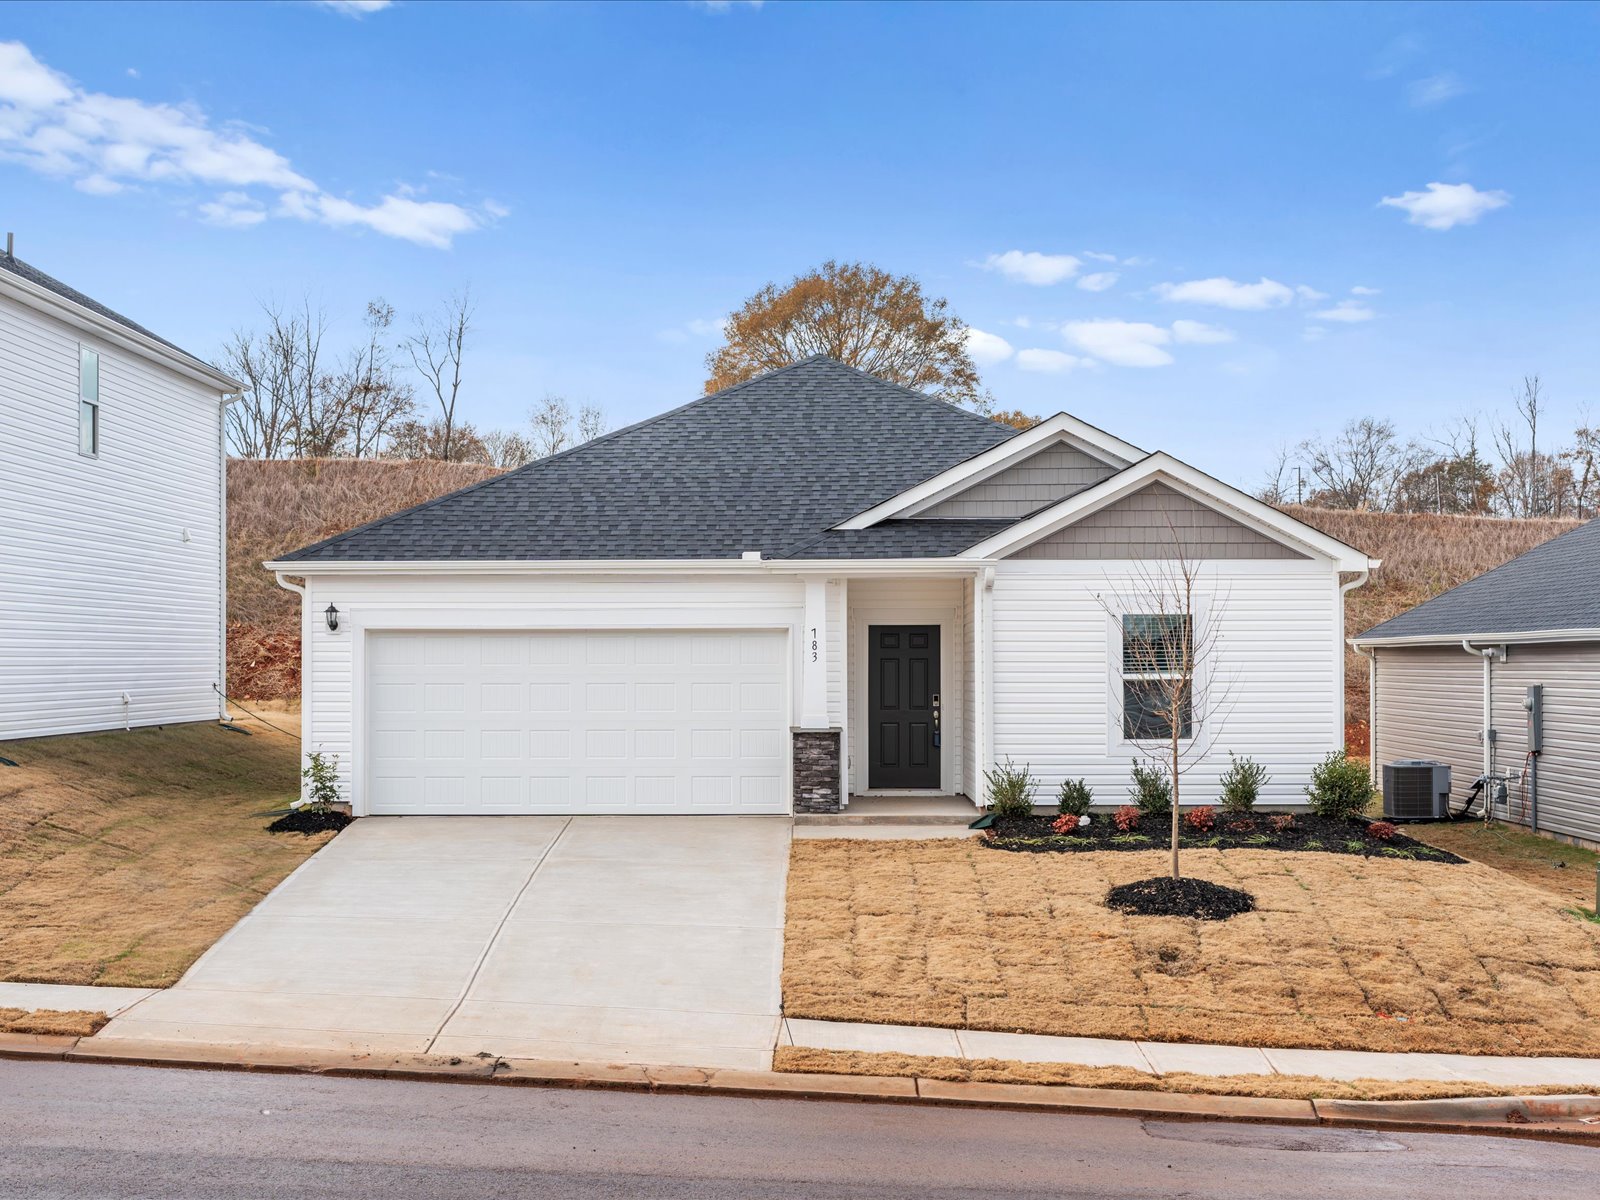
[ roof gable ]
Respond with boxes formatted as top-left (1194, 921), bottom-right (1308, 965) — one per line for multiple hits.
top-left (918, 440), bottom-right (1122, 519)
top-left (277, 356), bottom-right (1015, 564)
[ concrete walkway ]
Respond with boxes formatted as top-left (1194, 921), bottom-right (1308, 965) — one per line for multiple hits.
top-left (783, 1017), bottom-right (1600, 1087)
top-left (0, 982), bottom-right (155, 1017)
top-left (97, 816), bottom-right (790, 1070)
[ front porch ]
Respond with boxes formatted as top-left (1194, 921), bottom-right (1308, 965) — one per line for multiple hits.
top-left (792, 571), bottom-right (988, 815)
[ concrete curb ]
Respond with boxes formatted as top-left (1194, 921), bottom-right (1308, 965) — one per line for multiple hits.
top-left (5, 1032), bottom-right (1595, 1141)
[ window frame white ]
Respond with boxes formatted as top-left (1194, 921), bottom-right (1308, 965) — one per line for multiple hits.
top-left (78, 345), bottom-right (100, 458)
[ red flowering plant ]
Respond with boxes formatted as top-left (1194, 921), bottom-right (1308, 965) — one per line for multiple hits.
top-left (1367, 820), bottom-right (1398, 842)
top-left (1183, 805), bottom-right (1216, 833)
top-left (1112, 805), bottom-right (1141, 832)
top-left (1051, 813), bottom-right (1088, 835)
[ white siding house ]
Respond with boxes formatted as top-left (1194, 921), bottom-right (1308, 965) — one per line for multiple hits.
top-left (0, 253), bottom-right (239, 740)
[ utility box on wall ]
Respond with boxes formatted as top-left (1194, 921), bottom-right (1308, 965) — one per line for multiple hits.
top-left (1525, 684), bottom-right (1544, 753)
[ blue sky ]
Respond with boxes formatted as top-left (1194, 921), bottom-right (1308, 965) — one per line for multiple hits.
top-left (3, 1), bottom-right (1597, 485)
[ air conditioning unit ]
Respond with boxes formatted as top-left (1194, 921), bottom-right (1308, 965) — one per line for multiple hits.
top-left (1381, 760), bottom-right (1452, 821)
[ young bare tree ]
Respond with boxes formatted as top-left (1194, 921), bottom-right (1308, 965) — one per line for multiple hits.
top-left (1299, 417), bottom-right (1424, 510)
top-left (529, 394), bottom-right (574, 458)
top-left (479, 429), bottom-right (533, 469)
top-left (704, 260), bottom-right (986, 408)
top-left (1257, 445), bottom-right (1294, 506)
top-left (576, 403), bottom-right (608, 444)
top-left (405, 290), bottom-right (474, 461)
top-left (221, 326), bottom-right (296, 458)
top-left (1097, 522), bottom-right (1233, 880)
top-left (333, 299), bottom-right (414, 458)
top-left (1493, 375), bottom-right (1564, 517)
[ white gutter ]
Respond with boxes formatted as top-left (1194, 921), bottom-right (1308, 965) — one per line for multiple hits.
top-left (261, 557), bottom-right (994, 577)
top-left (1351, 626), bottom-right (1600, 649)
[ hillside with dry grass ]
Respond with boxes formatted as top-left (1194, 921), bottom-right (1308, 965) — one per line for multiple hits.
top-left (228, 458), bottom-right (501, 698)
top-left (226, 461), bottom-right (1582, 748)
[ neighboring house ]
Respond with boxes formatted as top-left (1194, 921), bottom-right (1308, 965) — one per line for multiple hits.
top-left (268, 356), bottom-right (1371, 817)
top-left (0, 249), bottom-right (241, 740)
top-left (1353, 518), bottom-right (1600, 848)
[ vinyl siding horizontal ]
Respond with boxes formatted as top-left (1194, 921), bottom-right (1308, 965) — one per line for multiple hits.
top-left (0, 291), bottom-right (224, 740)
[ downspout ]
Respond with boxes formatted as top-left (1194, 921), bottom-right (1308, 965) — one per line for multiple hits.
top-left (217, 395), bottom-right (233, 722)
top-left (1461, 639), bottom-right (1503, 792)
top-left (274, 572), bottom-right (310, 760)
top-left (1353, 641), bottom-right (1376, 783)
top-left (1339, 568), bottom-right (1370, 771)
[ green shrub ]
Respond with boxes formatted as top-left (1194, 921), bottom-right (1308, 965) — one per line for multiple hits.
top-left (985, 759), bottom-right (1038, 819)
top-left (1305, 750), bottom-right (1374, 820)
top-left (1219, 753), bottom-right (1268, 815)
top-left (300, 750), bottom-right (341, 813)
top-left (1128, 759), bottom-right (1171, 818)
top-left (1056, 777), bottom-right (1093, 818)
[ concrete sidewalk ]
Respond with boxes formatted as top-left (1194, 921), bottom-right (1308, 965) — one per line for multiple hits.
top-left (0, 982), bottom-right (155, 1017)
top-left (782, 1017), bottom-right (1600, 1088)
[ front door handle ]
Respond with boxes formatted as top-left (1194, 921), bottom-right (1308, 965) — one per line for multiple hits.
top-left (932, 694), bottom-right (941, 748)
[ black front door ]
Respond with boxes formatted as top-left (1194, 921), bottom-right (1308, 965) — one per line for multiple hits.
top-left (867, 625), bottom-right (941, 790)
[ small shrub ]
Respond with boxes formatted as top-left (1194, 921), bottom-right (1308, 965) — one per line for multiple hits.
top-left (1219, 753), bottom-right (1269, 815)
top-left (1128, 759), bottom-right (1172, 818)
top-left (1305, 751), bottom-right (1375, 821)
top-left (1267, 813), bottom-right (1296, 834)
top-left (985, 759), bottom-right (1038, 819)
top-left (1051, 813), bottom-right (1088, 836)
top-left (1184, 805), bottom-right (1216, 833)
top-left (1056, 777), bottom-right (1094, 818)
top-left (300, 750), bottom-right (341, 813)
top-left (1113, 805), bottom-right (1142, 832)
top-left (1229, 816), bottom-right (1257, 834)
top-left (1367, 820), bottom-right (1398, 842)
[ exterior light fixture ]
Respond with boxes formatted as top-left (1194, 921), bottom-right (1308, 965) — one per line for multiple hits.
top-left (324, 603), bottom-right (341, 632)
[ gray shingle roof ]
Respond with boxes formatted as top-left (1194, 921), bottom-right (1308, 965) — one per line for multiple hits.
top-left (0, 253), bottom-right (212, 369)
top-left (781, 519), bottom-right (1013, 559)
top-left (1356, 517), bottom-right (1600, 641)
top-left (279, 356), bottom-right (1019, 563)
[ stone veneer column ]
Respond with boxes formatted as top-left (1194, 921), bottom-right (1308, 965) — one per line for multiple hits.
top-left (791, 728), bottom-right (842, 814)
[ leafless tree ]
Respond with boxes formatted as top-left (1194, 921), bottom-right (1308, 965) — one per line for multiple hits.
top-left (577, 404), bottom-right (608, 445)
top-left (221, 325), bottom-right (297, 458)
top-left (1493, 375), bottom-right (1563, 517)
top-left (1562, 414), bottom-right (1600, 519)
top-left (530, 394), bottom-right (574, 459)
top-left (479, 429), bottom-right (533, 469)
top-left (405, 290), bottom-right (474, 462)
top-left (384, 417), bottom-right (487, 463)
top-left (1299, 417), bottom-right (1424, 510)
top-left (329, 299), bottom-right (414, 458)
top-left (1096, 521), bottom-right (1235, 880)
top-left (1257, 445), bottom-right (1294, 506)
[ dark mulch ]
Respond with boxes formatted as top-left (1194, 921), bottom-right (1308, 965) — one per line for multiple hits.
top-left (983, 812), bottom-right (1467, 863)
top-left (1105, 876), bottom-right (1257, 921)
top-left (267, 808), bottom-right (352, 835)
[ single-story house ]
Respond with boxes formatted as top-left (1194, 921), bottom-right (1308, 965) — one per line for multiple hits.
top-left (268, 356), bottom-right (1372, 817)
top-left (0, 247), bottom-right (241, 740)
top-left (1353, 517), bottom-right (1600, 849)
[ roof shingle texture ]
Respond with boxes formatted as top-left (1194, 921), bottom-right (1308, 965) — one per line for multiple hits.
top-left (0, 253), bottom-right (210, 368)
top-left (1357, 516), bottom-right (1600, 640)
top-left (281, 357), bottom-right (1019, 563)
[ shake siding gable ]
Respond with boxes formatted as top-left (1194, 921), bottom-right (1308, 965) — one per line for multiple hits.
top-left (920, 442), bottom-right (1120, 518)
top-left (1009, 482), bottom-right (1309, 561)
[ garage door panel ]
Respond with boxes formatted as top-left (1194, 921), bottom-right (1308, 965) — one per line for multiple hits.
top-left (367, 630), bottom-right (789, 815)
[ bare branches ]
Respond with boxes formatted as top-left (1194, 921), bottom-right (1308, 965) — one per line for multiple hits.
top-left (529, 394), bottom-right (573, 459)
top-left (405, 289), bottom-right (474, 464)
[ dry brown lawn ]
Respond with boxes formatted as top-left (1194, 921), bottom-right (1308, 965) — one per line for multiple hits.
top-left (774, 1046), bottom-right (1599, 1102)
top-left (0, 706), bottom-right (330, 988)
top-left (0, 1008), bottom-right (108, 1037)
top-left (1408, 821), bottom-right (1600, 908)
top-left (783, 839), bottom-right (1600, 1057)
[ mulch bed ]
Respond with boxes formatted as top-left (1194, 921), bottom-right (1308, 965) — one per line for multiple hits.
top-left (1104, 876), bottom-right (1257, 921)
top-left (984, 812), bottom-right (1466, 863)
top-left (267, 808), bottom-right (352, 835)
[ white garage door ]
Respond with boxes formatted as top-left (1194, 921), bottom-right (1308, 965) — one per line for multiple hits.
top-left (365, 630), bottom-right (790, 815)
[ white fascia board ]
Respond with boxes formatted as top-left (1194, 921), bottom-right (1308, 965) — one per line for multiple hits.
top-left (0, 269), bottom-right (243, 393)
top-left (833, 412), bottom-right (1145, 530)
top-left (957, 452), bottom-right (1373, 570)
top-left (263, 557), bottom-right (986, 577)
top-left (1351, 627), bottom-right (1600, 649)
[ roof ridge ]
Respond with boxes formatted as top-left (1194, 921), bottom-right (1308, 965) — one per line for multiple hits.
top-left (805, 354), bottom-right (1018, 431)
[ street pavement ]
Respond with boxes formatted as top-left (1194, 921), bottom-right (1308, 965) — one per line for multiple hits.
top-left (0, 1059), bottom-right (1593, 1199)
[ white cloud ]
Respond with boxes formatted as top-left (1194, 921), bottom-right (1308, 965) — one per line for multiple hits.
top-left (964, 327), bottom-right (1015, 366)
top-left (1016, 348), bottom-right (1091, 373)
top-left (1077, 271), bottom-right (1119, 292)
top-left (314, 0), bottom-right (394, 14)
top-left (657, 316), bottom-right (727, 344)
top-left (691, 0), bottom-right (765, 10)
top-left (1294, 284), bottom-right (1328, 303)
top-left (1408, 72), bottom-right (1465, 108)
top-left (1312, 300), bottom-right (1376, 323)
top-left (1170, 319), bottom-right (1234, 345)
top-left (0, 40), bottom-right (489, 248)
top-left (1350, 285), bottom-right (1381, 296)
top-left (1082, 250), bottom-right (1118, 263)
top-left (1061, 319), bottom-right (1173, 368)
top-left (980, 250), bottom-right (1081, 286)
top-left (1151, 276), bottom-right (1295, 310)
top-left (1379, 181), bottom-right (1509, 230)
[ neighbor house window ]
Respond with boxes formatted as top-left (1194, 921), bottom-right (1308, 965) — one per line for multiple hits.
top-left (1121, 613), bottom-right (1193, 740)
top-left (78, 347), bottom-right (99, 456)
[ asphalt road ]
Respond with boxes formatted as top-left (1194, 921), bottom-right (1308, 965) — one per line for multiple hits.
top-left (0, 1060), bottom-right (1593, 1199)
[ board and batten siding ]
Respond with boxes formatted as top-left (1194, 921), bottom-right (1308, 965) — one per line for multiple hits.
top-left (1372, 641), bottom-right (1600, 846)
top-left (299, 572), bottom-right (813, 808)
top-left (989, 559), bottom-right (1342, 807)
top-left (0, 290), bottom-right (225, 739)
top-left (919, 442), bottom-right (1119, 518)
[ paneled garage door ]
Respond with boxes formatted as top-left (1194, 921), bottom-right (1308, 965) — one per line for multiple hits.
top-left (365, 630), bottom-right (790, 815)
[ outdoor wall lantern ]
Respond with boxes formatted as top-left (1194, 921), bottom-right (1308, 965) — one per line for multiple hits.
top-left (324, 603), bottom-right (341, 633)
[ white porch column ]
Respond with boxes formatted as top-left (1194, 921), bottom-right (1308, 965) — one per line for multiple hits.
top-left (800, 576), bottom-right (829, 729)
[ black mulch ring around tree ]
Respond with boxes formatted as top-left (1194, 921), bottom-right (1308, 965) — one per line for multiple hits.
top-left (1106, 876), bottom-right (1257, 921)
top-left (982, 813), bottom-right (1466, 863)
top-left (267, 808), bottom-right (353, 835)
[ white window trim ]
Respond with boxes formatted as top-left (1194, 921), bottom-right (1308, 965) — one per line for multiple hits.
top-left (78, 344), bottom-right (100, 458)
top-left (1101, 592), bottom-right (1216, 759)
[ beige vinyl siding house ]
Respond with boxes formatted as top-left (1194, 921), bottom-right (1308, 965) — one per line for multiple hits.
top-left (1355, 517), bottom-right (1600, 849)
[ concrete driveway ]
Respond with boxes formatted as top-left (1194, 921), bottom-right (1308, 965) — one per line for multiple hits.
top-left (97, 816), bottom-right (790, 1070)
